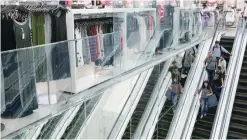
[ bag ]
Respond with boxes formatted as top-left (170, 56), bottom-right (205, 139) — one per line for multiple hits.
top-left (207, 92), bottom-right (213, 96)
top-left (166, 88), bottom-right (172, 100)
top-left (208, 94), bottom-right (218, 108)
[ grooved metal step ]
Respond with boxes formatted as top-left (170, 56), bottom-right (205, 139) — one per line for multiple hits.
top-left (122, 63), bottom-right (165, 139)
top-left (152, 100), bottom-right (173, 139)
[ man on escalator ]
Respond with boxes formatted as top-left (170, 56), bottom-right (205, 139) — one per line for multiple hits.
top-left (204, 52), bottom-right (217, 84)
top-left (182, 50), bottom-right (195, 75)
top-left (212, 66), bottom-right (224, 101)
top-left (210, 41), bottom-right (232, 61)
top-left (170, 77), bottom-right (183, 113)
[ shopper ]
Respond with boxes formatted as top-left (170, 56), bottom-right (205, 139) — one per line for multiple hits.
top-left (200, 81), bottom-right (213, 119)
top-left (182, 50), bottom-right (195, 75)
top-left (168, 60), bottom-right (180, 83)
top-left (218, 55), bottom-right (227, 76)
top-left (190, 46), bottom-right (198, 57)
top-left (170, 77), bottom-right (183, 112)
top-left (204, 52), bottom-right (217, 84)
top-left (210, 41), bottom-right (231, 61)
top-left (175, 54), bottom-right (183, 75)
top-left (242, 1), bottom-right (247, 21)
top-left (212, 66), bottom-right (224, 101)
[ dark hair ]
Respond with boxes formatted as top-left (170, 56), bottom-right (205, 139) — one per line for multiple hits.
top-left (217, 66), bottom-right (222, 70)
top-left (202, 81), bottom-right (211, 90)
top-left (215, 41), bottom-right (220, 44)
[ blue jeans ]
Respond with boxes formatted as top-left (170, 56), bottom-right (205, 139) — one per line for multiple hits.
top-left (206, 69), bottom-right (215, 84)
top-left (183, 66), bottom-right (191, 75)
top-left (213, 84), bottom-right (222, 101)
top-left (171, 92), bottom-right (178, 111)
top-left (201, 98), bottom-right (208, 115)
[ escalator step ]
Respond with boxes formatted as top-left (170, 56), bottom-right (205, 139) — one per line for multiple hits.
top-left (232, 106), bottom-right (247, 116)
top-left (234, 99), bottom-right (247, 108)
top-left (231, 114), bottom-right (247, 124)
top-left (192, 127), bottom-right (211, 138)
top-left (228, 130), bottom-right (247, 139)
top-left (229, 122), bottom-right (247, 134)
top-left (235, 92), bottom-right (247, 100)
top-left (237, 85), bottom-right (247, 92)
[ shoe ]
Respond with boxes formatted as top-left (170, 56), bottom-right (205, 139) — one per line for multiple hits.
top-left (204, 114), bottom-right (207, 117)
top-left (200, 115), bottom-right (203, 119)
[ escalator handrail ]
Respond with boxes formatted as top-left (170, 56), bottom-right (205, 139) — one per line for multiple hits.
top-left (134, 59), bottom-right (173, 138)
top-left (210, 19), bottom-right (246, 139)
top-left (214, 23), bottom-right (247, 139)
top-left (106, 70), bottom-right (151, 139)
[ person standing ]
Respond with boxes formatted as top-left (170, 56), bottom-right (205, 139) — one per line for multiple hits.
top-left (212, 66), bottom-right (224, 101)
top-left (210, 41), bottom-right (231, 61)
top-left (175, 54), bottom-right (183, 75)
top-left (170, 78), bottom-right (183, 112)
top-left (183, 50), bottom-right (195, 75)
top-left (204, 52), bottom-right (217, 84)
top-left (218, 55), bottom-right (227, 76)
top-left (241, 1), bottom-right (247, 21)
top-left (168, 60), bottom-right (181, 83)
top-left (199, 81), bottom-right (213, 119)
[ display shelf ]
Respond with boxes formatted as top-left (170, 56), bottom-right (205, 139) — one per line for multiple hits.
top-left (66, 8), bottom-right (156, 94)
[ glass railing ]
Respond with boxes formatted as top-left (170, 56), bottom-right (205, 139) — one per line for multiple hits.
top-left (1, 6), bottom-right (217, 138)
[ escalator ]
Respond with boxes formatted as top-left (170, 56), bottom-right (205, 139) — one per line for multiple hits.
top-left (61, 96), bottom-right (100, 139)
top-left (37, 112), bottom-right (65, 139)
top-left (122, 63), bottom-right (165, 139)
top-left (152, 100), bottom-right (173, 139)
top-left (191, 37), bottom-right (234, 139)
top-left (227, 44), bottom-right (247, 139)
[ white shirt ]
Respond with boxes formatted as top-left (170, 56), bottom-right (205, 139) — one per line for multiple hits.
top-left (175, 56), bottom-right (183, 68)
top-left (210, 45), bottom-right (229, 58)
top-left (244, 3), bottom-right (247, 17)
top-left (218, 59), bottom-right (227, 73)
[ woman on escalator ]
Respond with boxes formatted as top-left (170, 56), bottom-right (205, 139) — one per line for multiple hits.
top-left (199, 81), bottom-right (213, 119)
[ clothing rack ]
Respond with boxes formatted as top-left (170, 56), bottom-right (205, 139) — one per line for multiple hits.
top-left (1, 4), bottom-right (67, 14)
top-left (75, 19), bottom-right (113, 27)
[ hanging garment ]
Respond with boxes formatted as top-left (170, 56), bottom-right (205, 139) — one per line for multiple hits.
top-left (137, 16), bottom-right (147, 51)
top-left (97, 24), bottom-right (104, 60)
top-left (81, 27), bottom-right (91, 64)
top-left (32, 13), bottom-right (45, 45)
top-left (1, 19), bottom-right (19, 118)
top-left (44, 14), bottom-right (52, 44)
top-left (1, 19), bottom-right (16, 51)
top-left (120, 23), bottom-right (124, 56)
top-left (32, 13), bottom-right (47, 83)
top-left (75, 27), bottom-right (84, 66)
top-left (148, 16), bottom-right (154, 38)
top-left (66, 0), bottom-right (72, 6)
top-left (103, 29), bottom-right (114, 66)
top-left (51, 12), bottom-right (71, 80)
top-left (90, 26), bottom-right (99, 61)
top-left (1, 19), bottom-right (38, 118)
